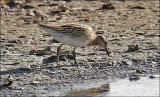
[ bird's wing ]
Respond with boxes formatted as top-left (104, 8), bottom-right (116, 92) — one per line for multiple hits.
top-left (39, 24), bottom-right (64, 31)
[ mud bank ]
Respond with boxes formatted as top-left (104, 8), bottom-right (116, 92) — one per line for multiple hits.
top-left (0, 0), bottom-right (159, 96)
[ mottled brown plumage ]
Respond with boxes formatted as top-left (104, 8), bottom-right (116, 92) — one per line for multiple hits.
top-left (39, 23), bottom-right (110, 64)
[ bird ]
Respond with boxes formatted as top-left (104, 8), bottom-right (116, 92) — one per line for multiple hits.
top-left (39, 23), bottom-right (111, 64)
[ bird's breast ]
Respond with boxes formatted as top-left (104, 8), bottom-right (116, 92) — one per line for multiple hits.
top-left (52, 34), bottom-right (90, 47)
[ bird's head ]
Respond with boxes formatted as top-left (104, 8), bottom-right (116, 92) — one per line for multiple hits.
top-left (96, 34), bottom-right (111, 55)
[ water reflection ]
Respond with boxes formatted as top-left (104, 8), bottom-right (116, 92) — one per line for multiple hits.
top-left (65, 84), bottom-right (110, 97)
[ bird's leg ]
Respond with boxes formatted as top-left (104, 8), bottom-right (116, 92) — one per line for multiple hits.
top-left (57, 44), bottom-right (63, 65)
top-left (72, 47), bottom-right (77, 64)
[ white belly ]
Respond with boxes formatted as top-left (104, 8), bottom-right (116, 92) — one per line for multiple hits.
top-left (48, 30), bottom-right (90, 47)
top-left (54, 35), bottom-right (90, 47)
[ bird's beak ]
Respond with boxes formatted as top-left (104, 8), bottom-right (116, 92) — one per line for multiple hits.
top-left (105, 43), bottom-right (110, 56)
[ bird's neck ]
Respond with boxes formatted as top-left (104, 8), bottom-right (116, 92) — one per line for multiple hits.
top-left (87, 35), bottom-right (98, 46)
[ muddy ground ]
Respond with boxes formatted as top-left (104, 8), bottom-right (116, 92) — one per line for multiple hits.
top-left (0, 0), bottom-right (160, 96)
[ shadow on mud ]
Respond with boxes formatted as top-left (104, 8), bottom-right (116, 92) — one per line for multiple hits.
top-left (0, 64), bottom-right (78, 75)
top-left (0, 67), bottom-right (33, 75)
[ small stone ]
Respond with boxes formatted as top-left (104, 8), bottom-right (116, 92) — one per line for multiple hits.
top-left (136, 69), bottom-right (146, 74)
top-left (21, 4), bottom-right (35, 9)
top-left (129, 75), bottom-right (140, 81)
top-left (59, 55), bottom-right (66, 61)
top-left (52, 39), bottom-right (59, 43)
top-left (148, 75), bottom-right (155, 79)
top-left (129, 5), bottom-right (145, 9)
top-left (43, 55), bottom-right (57, 63)
top-left (18, 35), bottom-right (26, 38)
top-left (101, 3), bottom-right (115, 10)
top-left (66, 54), bottom-right (74, 60)
top-left (127, 44), bottom-right (139, 52)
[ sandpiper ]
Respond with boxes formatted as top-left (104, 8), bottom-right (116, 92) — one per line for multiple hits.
top-left (39, 23), bottom-right (111, 64)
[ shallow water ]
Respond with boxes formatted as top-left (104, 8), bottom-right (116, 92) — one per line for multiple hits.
top-left (101, 74), bottom-right (159, 96)
top-left (65, 74), bottom-right (159, 96)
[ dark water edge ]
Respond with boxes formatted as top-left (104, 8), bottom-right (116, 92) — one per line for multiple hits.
top-left (65, 74), bottom-right (159, 97)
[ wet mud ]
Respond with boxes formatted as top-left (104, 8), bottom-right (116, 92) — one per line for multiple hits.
top-left (0, 0), bottom-right (159, 96)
